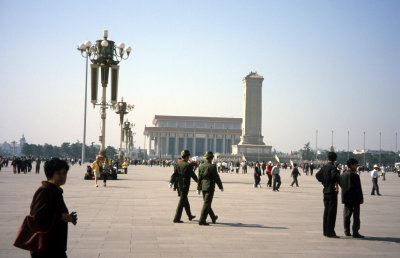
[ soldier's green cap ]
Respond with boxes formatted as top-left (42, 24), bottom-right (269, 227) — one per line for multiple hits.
top-left (181, 150), bottom-right (190, 157)
top-left (204, 151), bottom-right (214, 159)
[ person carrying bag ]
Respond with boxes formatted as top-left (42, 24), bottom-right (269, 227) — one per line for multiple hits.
top-left (13, 158), bottom-right (77, 258)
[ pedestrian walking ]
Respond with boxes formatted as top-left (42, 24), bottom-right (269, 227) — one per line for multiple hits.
top-left (35, 157), bottom-right (41, 174)
top-left (253, 161), bottom-right (262, 188)
top-left (266, 161), bottom-right (273, 187)
top-left (290, 163), bottom-right (301, 187)
top-left (197, 152), bottom-right (224, 226)
top-left (370, 164), bottom-right (381, 196)
top-left (91, 156), bottom-right (103, 188)
top-left (272, 162), bottom-right (281, 191)
top-left (170, 150), bottom-right (198, 223)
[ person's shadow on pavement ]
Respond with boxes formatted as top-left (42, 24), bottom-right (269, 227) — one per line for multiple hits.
top-left (362, 237), bottom-right (400, 243)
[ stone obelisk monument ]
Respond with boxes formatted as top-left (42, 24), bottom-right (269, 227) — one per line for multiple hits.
top-left (232, 72), bottom-right (272, 160)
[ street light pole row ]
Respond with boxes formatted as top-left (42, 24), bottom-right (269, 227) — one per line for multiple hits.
top-left (315, 130), bottom-right (399, 167)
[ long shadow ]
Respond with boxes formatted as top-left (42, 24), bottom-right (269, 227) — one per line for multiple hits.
top-left (377, 195), bottom-right (400, 198)
top-left (363, 237), bottom-right (400, 243)
top-left (215, 222), bottom-right (288, 229)
top-left (222, 181), bottom-right (254, 185)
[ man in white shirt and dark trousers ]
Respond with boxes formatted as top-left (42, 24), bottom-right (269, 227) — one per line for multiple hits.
top-left (371, 164), bottom-right (381, 196)
top-left (272, 162), bottom-right (281, 191)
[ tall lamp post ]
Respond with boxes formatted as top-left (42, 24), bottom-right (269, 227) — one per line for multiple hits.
top-left (115, 98), bottom-right (134, 162)
top-left (379, 132), bottom-right (382, 165)
top-left (347, 130), bottom-right (350, 160)
top-left (11, 141), bottom-right (17, 156)
top-left (123, 120), bottom-right (134, 160)
top-left (129, 131), bottom-right (136, 161)
top-left (77, 40), bottom-right (92, 164)
top-left (84, 30), bottom-right (132, 160)
top-left (363, 132), bottom-right (366, 167)
top-left (395, 132), bottom-right (398, 165)
top-left (315, 129), bottom-right (318, 161)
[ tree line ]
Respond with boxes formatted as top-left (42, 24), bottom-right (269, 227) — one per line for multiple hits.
top-left (300, 142), bottom-right (398, 166)
top-left (21, 142), bottom-right (117, 159)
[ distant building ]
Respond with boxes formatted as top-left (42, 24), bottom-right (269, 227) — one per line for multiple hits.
top-left (353, 149), bottom-right (394, 155)
top-left (20, 134), bottom-right (26, 149)
top-left (143, 115), bottom-right (242, 157)
top-left (0, 134), bottom-right (27, 156)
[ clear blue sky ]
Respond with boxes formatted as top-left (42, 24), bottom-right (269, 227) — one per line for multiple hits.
top-left (0, 0), bottom-right (399, 153)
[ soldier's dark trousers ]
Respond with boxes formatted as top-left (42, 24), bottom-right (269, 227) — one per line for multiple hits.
top-left (199, 191), bottom-right (216, 223)
top-left (174, 188), bottom-right (192, 221)
top-left (291, 176), bottom-right (298, 187)
top-left (310, 169), bottom-right (314, 176)
top-left (273, 175), bottom-right (281, 190)
top-left (254, 176), bottom-right (260, 187)
top-left (35, 166), bottom-right (40, 174)
top-left (323, 193), bottom-right (337, 236)
top-left (371, 178), bottom-right (380, 195)
top-left (343, 203), bottom-right (360, 235)
top-left (267, 174), bottom-right (272, 187)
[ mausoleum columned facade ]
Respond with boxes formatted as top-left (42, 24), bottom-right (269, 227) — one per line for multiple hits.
top-left (144, 115), bottom-right (242, 157)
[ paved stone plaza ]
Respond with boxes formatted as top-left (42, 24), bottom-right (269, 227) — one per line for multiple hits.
top-left (0, 164), bottom-right (399, 258)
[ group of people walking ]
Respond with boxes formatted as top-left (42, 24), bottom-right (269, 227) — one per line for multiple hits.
top-left (253, 161), bottom-right (282, 191)
top-left (9, 156), bottom-right (42, 174)
top-left (169, 150), bottom-right (224, 226)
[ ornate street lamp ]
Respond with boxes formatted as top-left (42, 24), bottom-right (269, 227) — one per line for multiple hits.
top-left (123, 120), bottom-right (132, 160)
top-left (129, 131), bottom-right (136, 160)
top-left (86, 30), bottom-right (132, 160)
top-left (115, 98), bottom-right (134, 162)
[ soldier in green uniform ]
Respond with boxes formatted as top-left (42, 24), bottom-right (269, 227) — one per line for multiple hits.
top-left (197, 151), bottom-right (224, 226)
top-left (170, 150), bottom-right (198, 223)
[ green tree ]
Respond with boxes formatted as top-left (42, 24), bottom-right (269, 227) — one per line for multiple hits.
top-left (105, 146), bottom-right (117, 158)
top-left (70, 141), bottom-right (82, 158)
top-left (60, 142), bottom-right (70, 158)
top-left (301, 142), bottom-right (314, 161)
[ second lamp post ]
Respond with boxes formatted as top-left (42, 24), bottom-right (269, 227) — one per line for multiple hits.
top-left (116, 98), bottom-right (134, 162)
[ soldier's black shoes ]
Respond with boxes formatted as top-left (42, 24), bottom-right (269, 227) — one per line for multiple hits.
top-left (199, 222), bottom-right (209, 226)
top-left (189, 215), bottom-right (196, 221)
top-left (344, 232), bottom-right (352, 236)
top-left (173, 220), bottom-right (184, 223)
top-left (353, 233), bottom-right (365, 238)
top-left (212, 216), bottom-right (218, 224)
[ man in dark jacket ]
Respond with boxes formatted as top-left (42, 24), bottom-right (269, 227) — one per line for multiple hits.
top-left (290, 163), bottom-right (301, 187)
top-left (197, 152), bottom-right (224, 226)
top-left (169, 150), bottom-right (198, 223)
top-left (316, 152), bottom-right (340, 238)
top-left (339, 158), bottom-right (364, 238)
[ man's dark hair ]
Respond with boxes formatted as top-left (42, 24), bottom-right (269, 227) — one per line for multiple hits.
top-left (327, 152), bottom-right (337, 161)
top-left (347, 158), bottom-right (358, 168)
top-left (293, 163), bottom-right (297, 167)
top-left (44, 158), bottom-right (69, 179)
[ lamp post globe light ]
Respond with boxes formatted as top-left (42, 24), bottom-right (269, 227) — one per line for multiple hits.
top-left (83, 30), bottom-right (132, 160)
top-left (115, 98), bottom-right (134, 163)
